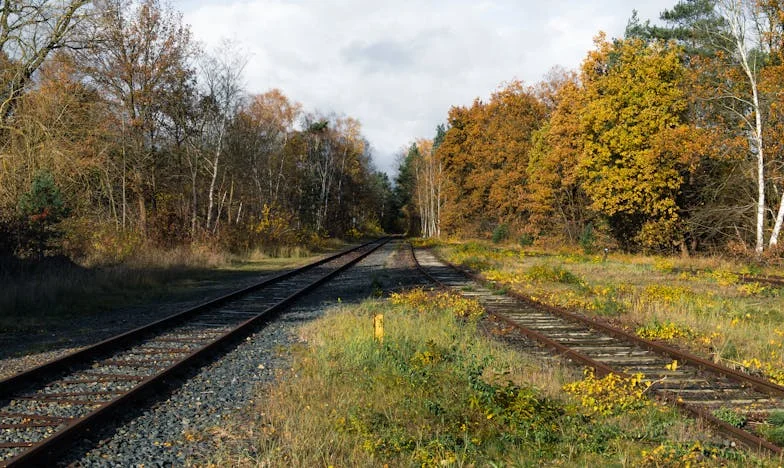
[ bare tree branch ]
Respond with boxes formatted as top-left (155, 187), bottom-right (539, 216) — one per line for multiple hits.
top-left (0, 0), bottom-right (92, 125)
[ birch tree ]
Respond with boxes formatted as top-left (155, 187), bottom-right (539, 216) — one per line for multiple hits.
top-left (399, 137), bottom-right (443, 239)
top-left (197, 42), bottom-right (246, 233)
top-left (243, 90), bottom-right (300, 207)
top-left (713, 0), bottom-right (769, 252)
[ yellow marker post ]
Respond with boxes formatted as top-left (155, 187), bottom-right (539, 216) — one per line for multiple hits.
top-left (374, 314), bottom-right (384, 343)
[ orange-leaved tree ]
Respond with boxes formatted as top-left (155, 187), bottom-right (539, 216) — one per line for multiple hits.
top-left (527, 71), bottom-right (591, 242)
top-left (437, 81), bottom-right (545, 236)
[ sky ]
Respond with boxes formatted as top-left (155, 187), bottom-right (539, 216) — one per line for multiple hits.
top-left (173, 0), bottom-right (674, 175)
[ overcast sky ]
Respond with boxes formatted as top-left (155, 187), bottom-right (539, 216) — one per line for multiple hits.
top-left (173, 1), bottom-right (674, 175)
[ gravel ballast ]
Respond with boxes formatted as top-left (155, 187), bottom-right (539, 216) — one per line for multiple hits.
top-left (54, 240), bottom-right (427, 466)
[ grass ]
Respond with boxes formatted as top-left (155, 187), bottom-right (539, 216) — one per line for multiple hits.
top-left (0, 243), bottom-right (332, 336)
top-left (433, 240), bottom-right (784, 387)
top-left (206, 289), bottom-right (762, 467)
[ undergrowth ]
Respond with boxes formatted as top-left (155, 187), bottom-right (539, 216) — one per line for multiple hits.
top-left (0, 244), bottom-right (323, 336)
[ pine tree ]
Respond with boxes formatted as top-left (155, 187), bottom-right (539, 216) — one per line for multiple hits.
top-left (17, 171), bottom-right (70, 258)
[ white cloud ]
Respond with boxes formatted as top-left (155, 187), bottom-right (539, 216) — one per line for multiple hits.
top-left (174, 0), bottom-right (675, 174)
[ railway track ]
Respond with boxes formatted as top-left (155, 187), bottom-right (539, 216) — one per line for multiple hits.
top-left (411, 246), bottom-right (784, 457)
top-left (0, 237), bottom-right (391, 466)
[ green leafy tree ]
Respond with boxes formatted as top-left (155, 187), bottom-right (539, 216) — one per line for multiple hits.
top-left (394, 143), bottom-right (422, 235)
top-left (625, 1), bottom-right (727, 57)
top-left (17, 171), bottom-right (70, 258)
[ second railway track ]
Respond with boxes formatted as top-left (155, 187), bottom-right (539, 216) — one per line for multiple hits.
top-left (411, 246), bottom-right (784, 458)
top-left (0, 237), bottom-right (391, 466)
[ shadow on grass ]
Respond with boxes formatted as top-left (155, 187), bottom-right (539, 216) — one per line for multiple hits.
top-left (0, 254), bottom-right (305, 339)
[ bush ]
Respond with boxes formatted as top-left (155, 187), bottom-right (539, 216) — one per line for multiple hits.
top-left (16, 170), bottom-right (70, 258)
top-left (525, 265), bottom-right (583, 285)
top-left (579, 223), bottom-right (596, 254)
top-left (562, 369), bottom-right (650, 416)
top-left (518, 233), bottom-right (534, 247)
top-left (462, 256), bottom-right (491, 272)
top-left (492, 223), bottom-right (509, 244)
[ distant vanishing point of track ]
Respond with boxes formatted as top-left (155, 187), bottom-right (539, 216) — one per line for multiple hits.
top-left (0, 237), bottom-right (391, 466)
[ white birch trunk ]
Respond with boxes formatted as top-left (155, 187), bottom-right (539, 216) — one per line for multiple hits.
top-left (721, 0), bottom-right (766, 253)
top-left (205, 128), bottom-right (222, 231)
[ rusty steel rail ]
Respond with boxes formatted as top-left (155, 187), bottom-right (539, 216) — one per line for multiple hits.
top-left (409, 244), bottom-right (784, 456)
top-left (0, 237), bottom-right (392, 466)
top-left (741, 273), bottom-right (784, 286)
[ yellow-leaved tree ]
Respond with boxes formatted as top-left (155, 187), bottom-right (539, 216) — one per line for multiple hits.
top-left (527, 72), bottom-right (591, 243)
top-left (578, 35), bottom-right (700, 251)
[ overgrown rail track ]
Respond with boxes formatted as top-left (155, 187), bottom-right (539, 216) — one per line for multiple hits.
top-left (0, 237), bottom-right (391, 466)
top-left (411, 246), bottom-right (784, 457)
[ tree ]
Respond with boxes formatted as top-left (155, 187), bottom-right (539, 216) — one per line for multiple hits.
top-left (0, 0), bottom-right (91, 125)
top-left (408, 138), bottom-right (441, 238)
top-left (625, 1), bottom-right (727, 57)
top-left (527, 74), bottom-right (591, 242)
top-left (242, 89), bottom-right (301, 208)
top-left (578, 36), bottom-right (698, 251)
top-left (0, 53), bottom-right (108, 220)
top-left (81, 0), bottom-right (196, 234)
top-left (709, 0), bottom-right (769, 252)
top-left (394, 144), bottom-right (419, 234)
top-left (624, 1), bottom-right (774, 251)
top-left (17, 169), bottom-right (69, 258)
top-left (437, 81), bottom-right (545, 235)
top-left (195, 41), bottom-right (247, 234)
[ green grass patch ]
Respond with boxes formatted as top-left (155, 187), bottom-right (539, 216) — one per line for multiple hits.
top-left (761, 411), bottom-right (784, 446)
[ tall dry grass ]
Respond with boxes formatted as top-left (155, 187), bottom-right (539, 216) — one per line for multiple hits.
top-left (0, 242), bottom-right (323, 334)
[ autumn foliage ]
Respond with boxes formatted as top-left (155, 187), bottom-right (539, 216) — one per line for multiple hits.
top-left (399, 0), bottom-right (784, 255)
top-left (10, 0), bottom-right (784, 258)
top-left (0, 0), bottom-right (394, 262)
top-left (435, 81), bottom-right (545, 237)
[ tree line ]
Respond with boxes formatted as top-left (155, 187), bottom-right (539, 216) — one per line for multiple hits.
top-left (0, 0), bottom-right (394, 261)
top-left (396, 0), bottom-right (784, 255)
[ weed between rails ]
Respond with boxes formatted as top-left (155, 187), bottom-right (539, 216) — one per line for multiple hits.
top-left (761, 411), bottom-right (784, 445)
top-left (711, 407), bottom-right (747, 428)
top-left (562, 369), bottom-right (650, 417)
top-left (209, 289), bottom-right (755, 467)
